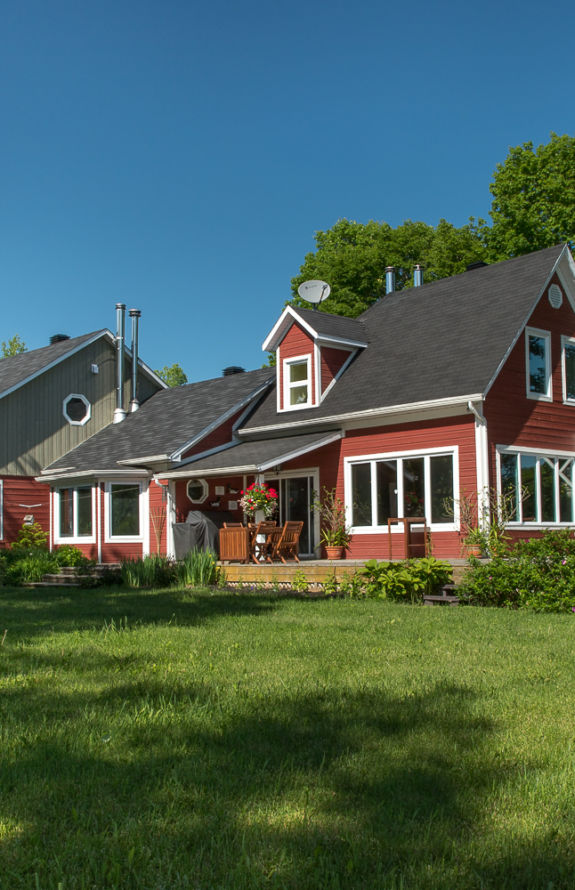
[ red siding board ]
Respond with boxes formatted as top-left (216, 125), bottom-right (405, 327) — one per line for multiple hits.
top-left (320, 347), bottom-right (351, 395)
top-left (278, 323), bottom-right (315, 410)
top-left (1, 476), bottom-right (50, 547)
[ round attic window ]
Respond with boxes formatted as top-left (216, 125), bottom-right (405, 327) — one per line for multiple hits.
top-left (186, 478), bottom-right (209, 504)
top-left (63, 393), bottom-right (91, 426)
top-left (548, 284), bottom-right (563, 309)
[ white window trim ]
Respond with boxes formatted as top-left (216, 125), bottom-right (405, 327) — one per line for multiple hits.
top-left (104, 481), bottom-right (147, 543)
top-left (186, 477), bottom-right (209, 504)
top-left (561, 335), bottom-right (575, 405)
top-left (344, 446), bottom-right (459, 534)
top-left (496, 445), bottom-right (575, 526)
top-left (54, 485), bottom-right (97, 544)
top-left (525, 327), bottom-right (552, 402)
top-left (63, 392), bottom-right (91, 426)
top-left (0, 479), bottom-right (3, 541)
top-left (280, 354), bottom-right (314, 411)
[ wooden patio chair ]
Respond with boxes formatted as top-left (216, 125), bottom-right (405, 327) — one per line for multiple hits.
top-left (223, 522), bottom-right (243, 528)
top-left (218, 526), bottom-right (249, 563)
top-left (271, 521), bottom-right (303, 564)
top-left (250, 521), bottom-right (277, 563)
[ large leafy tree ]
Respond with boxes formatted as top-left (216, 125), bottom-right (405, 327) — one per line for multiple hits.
top-left (1, 334), bottom-right (27, 358)
top-left (155, 362), bottom-right (188, 387)
top-left (291, 218), bottom-right (486, 317)
top-left (487, 133), bottom-right (575, 259)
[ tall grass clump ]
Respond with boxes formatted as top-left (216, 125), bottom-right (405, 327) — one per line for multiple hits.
top-left (121, 555), bottom-right (176, 588)
top-left (174, 548), bottom-right (220, 587)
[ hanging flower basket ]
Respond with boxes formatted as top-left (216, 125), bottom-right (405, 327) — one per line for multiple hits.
top-left (239, 482), bottom-right (278, 519)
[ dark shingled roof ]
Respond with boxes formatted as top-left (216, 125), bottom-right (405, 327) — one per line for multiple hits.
top-left (44, 368), bottom-right (274, 474)
top-left (243, 244), bottom-right (567, 430)
top-left (167, 430), bottom-right (343, 475)
top-left (0, 331), bottom-right (107, 397)
top-left (290, 307), bottom-right (367, 343)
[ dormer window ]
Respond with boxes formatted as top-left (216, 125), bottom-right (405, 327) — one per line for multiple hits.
top-left (284, 355), bottom-right (312, 409)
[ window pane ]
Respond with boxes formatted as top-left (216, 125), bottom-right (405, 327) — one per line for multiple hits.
top-left (59, 488), bottom-right (73, 537)
top-left (351, 464), bottom-right (372, 526)
top-left (559, 459), bottom-right (574, 523)
top-left (403, 458), bottom-right (425, 517)
top-left (529, 335), bottom-right (548, 394)
top-left (540, 459), bottom-right (556, 523)
top-left (565, 344), bottom-right (575, 400)
top-left (111, 484), bottom-right (140, 536)
top-left (500, 454), bottom-right (519, 521)
top-left (77, 487), bottom-right (93, 536)
top-left (430, 455), bottom-right (454, 522)
top-left (521, 455), bottom-right (537, 521)
top-left (289, 385), bottom-right (308, 405)
top-left (289, 362), bottom-right (308, 383)
top-left (377, 461), bottom-right (398, 524)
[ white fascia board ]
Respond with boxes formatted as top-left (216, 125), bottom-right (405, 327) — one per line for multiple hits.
top-left (116, 454), bottom-right (170, 465)
top-left (240, 394), bottom-right (483, 436)
top-left (169, 378), bottom-right (273, 461)
top-left (262, 306), bottom-right (318, 353)
top-left (258, 430), bottom-right (343, 471)
top-left (36, 468), bottom-right (150, 484)
top-left (158, 431), bottom-right (344, 480)
top-left (316, 335), bottom-right (367, 349)
top-left (484, 245), bottom-right (574, 399)
top-left (0, 331), bottom-right (112, 402)
top-left (556, 246), bottom-right (575, 312)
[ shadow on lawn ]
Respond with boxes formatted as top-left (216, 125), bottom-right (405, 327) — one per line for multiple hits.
top-left (0, 585), bottom-right (279, 639)
top-left (2, 675), bottom-right (573, 888)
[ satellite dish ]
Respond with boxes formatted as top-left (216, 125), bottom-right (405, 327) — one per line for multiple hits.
top-left (297, 279), bottom-right (331, 306)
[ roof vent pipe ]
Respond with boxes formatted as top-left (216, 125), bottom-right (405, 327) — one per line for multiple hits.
top-left (49, 334), bottom-right (70, 345)
top-left (385, 266), bottom-right (396, 294)
top-left (113, 303), bottom-right (127, 423)
top-left (413, 264), bottom-right (424, 287)
top-left (129, 309), bottom-right (141, 413)
top-left (222, 366), bottom-right (245, 376)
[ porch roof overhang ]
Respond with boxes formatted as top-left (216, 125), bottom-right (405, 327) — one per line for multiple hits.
top-left (157, 429), bottom-right (344, 479)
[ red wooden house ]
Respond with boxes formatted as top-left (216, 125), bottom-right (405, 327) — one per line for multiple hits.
top-left (39, 243), bottom-right (575, 561)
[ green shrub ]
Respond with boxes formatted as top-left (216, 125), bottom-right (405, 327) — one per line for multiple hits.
top-left (357, 557), bottom-right (453, 603)
top-left (11, 521), bottom-right (49, 552)
top-left (53, 545), bottom-right (93, 568)
top-left (5, 549), bottom-right (59, 584)
top-left (174, 549), bottom-right (219, 587)
top-left (459, 530), bottom-right (575, 612)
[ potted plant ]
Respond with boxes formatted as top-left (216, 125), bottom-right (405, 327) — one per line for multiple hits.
top-left (313, 487), bottom-right (352, 559)
top-left (239, 482), bottom-right (278, 522)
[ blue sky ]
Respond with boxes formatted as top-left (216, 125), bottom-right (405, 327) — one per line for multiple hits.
top-left (1, 0), bottom-right (573, 381)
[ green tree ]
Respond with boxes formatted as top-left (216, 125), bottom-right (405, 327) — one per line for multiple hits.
top-left (155, 363), bottom-right (188, 387)
top-left (291, 218), bottom-right (486, 318)
top-left (487, 133), bottom-right (575, 259)
top-left (1, 334), bottom-right (27, 357)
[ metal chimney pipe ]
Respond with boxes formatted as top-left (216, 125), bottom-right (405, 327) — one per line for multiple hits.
top-left (385, 266), bottom-right (396, 294)
top-left (113, 303), bottom-right (127, 423)
top-left (413, 264), bottom-right (424, 287)
top-left (129, 309), bottom-right (141, 412)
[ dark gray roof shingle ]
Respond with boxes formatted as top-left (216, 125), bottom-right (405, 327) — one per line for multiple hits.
top-left (244, 244), bottom-right (566, 430)
top-left (291, 307), bottom-right (367, 343)
top-left (0, 331), bottom-right (107, 397)
top-left (44, 368), bottom-right (274, 473)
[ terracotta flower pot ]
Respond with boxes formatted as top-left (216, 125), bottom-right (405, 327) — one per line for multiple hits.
top-left (325, 545), bottom-right (344, 560)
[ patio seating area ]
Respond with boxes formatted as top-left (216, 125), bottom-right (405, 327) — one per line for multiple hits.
top-left (219, 520), bottom-right (304, 565)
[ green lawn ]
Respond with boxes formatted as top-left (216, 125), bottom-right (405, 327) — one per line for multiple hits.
top-left (1, 585), bottom-right (575, 889)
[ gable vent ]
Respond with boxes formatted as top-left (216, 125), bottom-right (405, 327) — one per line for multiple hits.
top-left (548, 284), bottom-right (563, 309)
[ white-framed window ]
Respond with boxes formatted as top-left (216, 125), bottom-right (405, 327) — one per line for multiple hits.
top-left (498, 447), bottom-right (575, 524)
top-left (344, 447), bottom-right (458, 532)
top-left (54, 486), bottom-right (96, 542)
top-left (105, 482), bottom-right (145, 541)
top-left (561, 336), bottom-right (575, 404)
top-left (525, 327), bottom-right (552, 401)
top-left (186, 478), bottom-right (209, 504)
top-left (63, 393), bottom-right (91, 426)
top-left (282, 354), bottom-right (312, 410)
